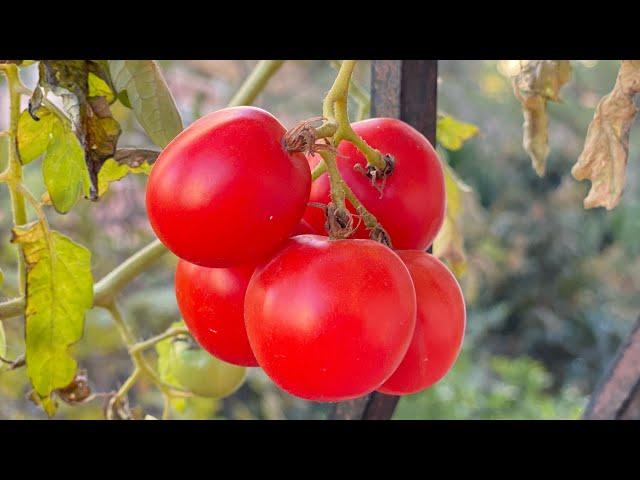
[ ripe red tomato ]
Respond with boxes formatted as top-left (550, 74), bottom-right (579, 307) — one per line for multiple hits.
top-left (244, 235), bottom-right (417, 402)
top-left (304, 118), bottom-right (445, 249)
top-left (378, 251), bottom-right (466, 395)
top-left (175, 259), bottom-right (258, 367)
top-left (146, 106), bottom-right (311, 268)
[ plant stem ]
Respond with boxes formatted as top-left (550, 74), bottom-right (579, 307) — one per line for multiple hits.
top-left (0, 297), bottom-right (22, 318)
top-left (319, 150), bottom-right (347, 208)
top-left (0, 64), bottom-right (28, 295)
top-left (115, 368), bottom-right (140, 399)
top-left (104, 301), bottom-right (191, 405)
top-left (323, 60), bottom-right (384, 170)
top-left (311, 160), bottom-right (327, 181)
top-left (93, 239), bottom-right (169, 308)
top-left (329, 60), bottom-right (370, 120)
top-left (129, 325), bottom-right (189, 354)
top-left (162, 393), bottom-right (171, 420)
top-left (319, 150), bottom-right (379, 231)
top-left (227, 60), bottom-right (285, 107)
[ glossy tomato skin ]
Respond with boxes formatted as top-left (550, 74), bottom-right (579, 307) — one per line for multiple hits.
top-left (291, 219), bottom-right (317, 235)
top-left (378, 251), bottom-right (466, 395)
top-left (244, 235), bottom-right (417, 402)
top-left (146, 106), bottom-right (311, 268)
top-left (175, 259), bottom-right (258, 367)
top-left (304, 118), bottom-right (445, 249)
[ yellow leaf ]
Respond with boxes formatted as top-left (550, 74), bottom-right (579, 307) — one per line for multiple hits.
top-left (437, 114), bottom-right (479, 151)
top-left (11, 221), bottom-right (93, 416)
top-left (572, 60), bottom-right (640, 210)
top-left (433, 161), bottom-right (471, 277)
top-left (88, 72), bottom-right (115, 103)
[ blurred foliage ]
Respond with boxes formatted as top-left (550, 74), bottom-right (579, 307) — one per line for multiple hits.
top-left (1, 60), bottom-right (638, 419)
top-left (395, 350), bottom-right (584, 420)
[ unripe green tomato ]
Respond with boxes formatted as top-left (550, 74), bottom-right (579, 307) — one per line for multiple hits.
top-left (169, 338), bottom-right (247, 399)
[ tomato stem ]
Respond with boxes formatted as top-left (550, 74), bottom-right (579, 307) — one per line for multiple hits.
top-left (129, 325), bottom-right (189, 354)
top-left (323, 60), bottom-right (385, 171)
top-left (104, 301), bottom-right (192, 417)
top-left (329, 60), bottom-right (370, 121)
top-left (311, 160), bottom-right (328, 181)
top-left (314, 61), bottom-right (392, 245)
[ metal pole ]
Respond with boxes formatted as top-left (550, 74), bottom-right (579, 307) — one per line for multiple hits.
top-left (330, 59), bottom-right (439, 420)
top-left (584, 317), bottom-right (640, 419)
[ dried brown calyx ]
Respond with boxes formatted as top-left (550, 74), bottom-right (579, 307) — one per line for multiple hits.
top-left (354, 153), bottom-right (395, 198)
top-left (56, 371), bottom-right (92, 405)
top-left (324, 202), bottom-right (357, 239)
top-left (283, 117), bottom-right (337, 156)
top-left (369, 224), bottom-right (392, 248)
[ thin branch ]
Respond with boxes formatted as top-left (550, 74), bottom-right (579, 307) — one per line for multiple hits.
top-left (227, 60), bottom-right (285, 107)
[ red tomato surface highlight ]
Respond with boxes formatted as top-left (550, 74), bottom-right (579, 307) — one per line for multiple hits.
top-left (291, 219), bottom-right (317, 235)
top-left (147, 106), bottom-right (311, 268)
top-left (244, 235), bottom-right (417, 402)
top-left (304, 118), bottom-right (445, 249)
top-left (378, 251), bottom-right (466, 395)
top-left (175, 259), bottom-right (258, 367)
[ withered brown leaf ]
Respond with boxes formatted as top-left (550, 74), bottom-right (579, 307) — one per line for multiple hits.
top-left (572, 60), bottom-right (640, 210)
top-left (513, 60), bottom-right (572, 176)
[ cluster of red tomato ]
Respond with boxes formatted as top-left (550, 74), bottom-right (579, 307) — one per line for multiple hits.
top-left (145, 106), bottom-right (466, 402)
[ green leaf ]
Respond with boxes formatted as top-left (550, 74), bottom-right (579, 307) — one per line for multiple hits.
top-left (88, 72), bottom-right (115, 103)
top-left (109, 60), bottom-right (183, 147)
top-left (156, 321), bottom-right (188, 413)
top-left (436, 114), bottom-right (479, 151)
top-left (117, 89), bottom-right (132, 108)
top-left (97, 149), bottom-right (157, 197)
top-left (433, 158), bottom-right (472, 277)
top-left (43, 121), bottom-right (90, 214)
top-left (11, 221), bottom-right (93, 416)
top-left (17, 108), bottom-right (56, 164)
top-left (18, 105), bottom-right (90, 213)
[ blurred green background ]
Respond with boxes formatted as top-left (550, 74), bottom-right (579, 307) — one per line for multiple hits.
top-left (0, 60), bottom-right (637, 419)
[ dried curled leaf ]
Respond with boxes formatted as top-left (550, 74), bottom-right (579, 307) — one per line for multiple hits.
top-left (572, 60), bottom-right (640, 210)
top-left (513, 60), bottom-right (572, 176)
top-left (433, 158), bottom-right (472, 277)
top-left (37, 60), bottom-right (121, 200)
